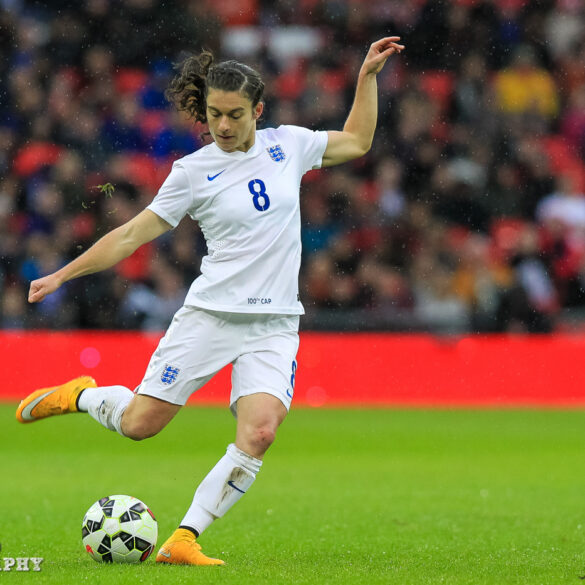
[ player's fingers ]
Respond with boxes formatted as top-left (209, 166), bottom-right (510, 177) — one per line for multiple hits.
top-left (380, 41), bottom-right (405, 53)
top-left (371, 45), bottom-right (403, 63)
top-left (369, 42), bottom-right (404, 62)
top-left (28, 292), bottom-right (41, 303)
top-left (371, 37), bottom-right (403, 51)
top-left (372, 36), bottom-right (401, 46)
top-left (376, 47), bottom-right (402, 59)
top-left (28, 283), bottom-right (44, 303)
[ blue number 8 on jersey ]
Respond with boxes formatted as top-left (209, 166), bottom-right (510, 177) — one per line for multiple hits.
top-left (248, 179), bottom-right (270, 211)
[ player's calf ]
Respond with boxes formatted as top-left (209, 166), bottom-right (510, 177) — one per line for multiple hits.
top-left (120, 394), bottom-right (181, 440)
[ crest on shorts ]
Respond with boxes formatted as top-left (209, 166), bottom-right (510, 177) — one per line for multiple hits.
top-left (161, 364), bottom-right (180, 385)
top-left (266, 144), bottom-right (286, 162)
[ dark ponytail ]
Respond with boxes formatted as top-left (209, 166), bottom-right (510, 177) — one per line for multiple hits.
top-left (166, 51), bottom-right (265, 123)
top-left (165, 51), bottom-right (213, 123)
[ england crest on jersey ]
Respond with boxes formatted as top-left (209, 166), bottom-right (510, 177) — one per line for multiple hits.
top-left (267, 144), bottom-right (286, 162)
top-left (161, 364), bottom-right (180, 385)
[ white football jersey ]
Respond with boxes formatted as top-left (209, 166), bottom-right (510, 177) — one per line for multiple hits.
top-left (147, 125), bottom-right (328, 315)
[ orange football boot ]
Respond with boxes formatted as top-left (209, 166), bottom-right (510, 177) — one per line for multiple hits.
top-left (156, 528), bottom-right (224, 566)
top-left (16, 376), bottom-right (97, 423)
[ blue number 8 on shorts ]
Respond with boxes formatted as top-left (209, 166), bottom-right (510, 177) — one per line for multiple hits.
top-left (287, 360), bottom-right (297, 398)
top-left (290, 360), bottom-right (297, 390)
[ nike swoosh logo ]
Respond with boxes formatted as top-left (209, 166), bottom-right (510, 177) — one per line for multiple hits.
top-left (207, 170), bottom-right (226, 181)
top-left (20, 390), bottom-right (55, 421)
top-left (227, 481), bottom-right (246, 494)
top-left (158, 549), bottom-right (171, 558)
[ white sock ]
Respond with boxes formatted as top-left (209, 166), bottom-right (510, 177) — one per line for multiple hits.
top-left (78, 386), bottom-right (134, 437)
top-left (180, 443), bottom-right (263, 536)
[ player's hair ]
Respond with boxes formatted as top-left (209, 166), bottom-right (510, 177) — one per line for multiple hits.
top-left (165, 51), bottom-right (265, 123)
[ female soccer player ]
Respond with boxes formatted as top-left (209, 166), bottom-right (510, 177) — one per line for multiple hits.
top-left (16, 36), bottom-right (404, 565)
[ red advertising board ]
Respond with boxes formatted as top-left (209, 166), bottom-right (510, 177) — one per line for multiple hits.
top-left (2, 331), bottom-right (585, 407)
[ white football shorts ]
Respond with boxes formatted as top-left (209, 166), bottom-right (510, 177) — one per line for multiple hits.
top-left (135, 306), bottom-right (300, 415)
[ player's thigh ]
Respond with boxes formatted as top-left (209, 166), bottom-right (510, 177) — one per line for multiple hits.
top-left (229, 314), bottom-right (300, 415)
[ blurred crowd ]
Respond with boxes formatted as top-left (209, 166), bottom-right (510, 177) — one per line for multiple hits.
top-left (2, 0), bottom-right (585, 333)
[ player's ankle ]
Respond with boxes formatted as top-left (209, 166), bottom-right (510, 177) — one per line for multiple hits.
top-left (75, 389), bottom-right (86, 411)
top-left (178, 525), bottom-right (199, 538)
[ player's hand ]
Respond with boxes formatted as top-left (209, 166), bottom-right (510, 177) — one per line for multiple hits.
top-left (360, 36), bottom-right (405, 76)
top-left (28, 274), bottom-right (62, 303)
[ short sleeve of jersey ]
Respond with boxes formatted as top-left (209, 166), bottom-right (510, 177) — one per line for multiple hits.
top-left (146, 163), bottom-right (194, 228)
top-left (282, 125), bottom-right (328, 174)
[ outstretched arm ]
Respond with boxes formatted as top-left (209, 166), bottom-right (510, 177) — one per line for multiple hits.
top-left (28, 209), bottom-right (172, 303)
top-left (321, 36), bottom-right (404, 168)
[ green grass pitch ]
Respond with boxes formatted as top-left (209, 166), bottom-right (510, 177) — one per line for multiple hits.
top-left (2, 403), bottom-right (585, 584)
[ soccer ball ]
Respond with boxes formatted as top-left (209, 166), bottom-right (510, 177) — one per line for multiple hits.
top-left (81, 495), bottom-right (158, 563)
